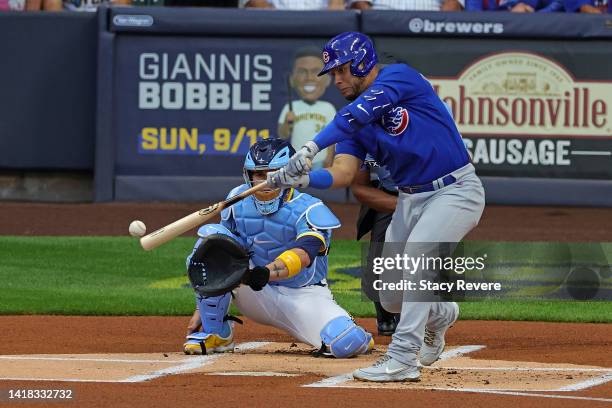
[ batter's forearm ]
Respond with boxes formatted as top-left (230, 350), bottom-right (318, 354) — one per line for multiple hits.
top-left (308, 155), bottom-right (360, 189)
top-left (329, 166), bottom-right (355, 188)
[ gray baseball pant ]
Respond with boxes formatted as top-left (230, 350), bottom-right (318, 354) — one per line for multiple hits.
top-left (379, 163), bottom-right (485, 367)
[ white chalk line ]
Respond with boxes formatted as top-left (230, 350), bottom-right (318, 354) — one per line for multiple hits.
top-left (434, 387), bottom-right (612, 403)
top-left (208, 371), bottom-right (299, 377)
top-left (556, 373), bottom-right (612, 391)
top-left (307, 382), bottom-right (612, 402)
top-left (0, 377), bottom-right (128, 383)
top-left (303, 374), bottom-right (353, 388)
top-left (0, 356), bottom-right (185, 364)
top-left (431, 366), bottom-right (612, 373)
top-left (0, 342), bottom-right (270, 384)
top-left (3, 341), bottom-right (611, 397)
top-left (303, 344), bottom-right (612, 396)
top-left (122, 342), bottom-right (270, 383)
top-left (303, 345), bottom-right (484, 388)
top-left (437, 345), bottom-right (485, 360)
top-left (122, 355), bottom-right (217, 383)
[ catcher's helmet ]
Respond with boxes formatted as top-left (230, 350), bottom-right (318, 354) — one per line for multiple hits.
top-left (318, 32), bottom-right (378, 78)
top-left (243, 139), bottom-right (296, 215)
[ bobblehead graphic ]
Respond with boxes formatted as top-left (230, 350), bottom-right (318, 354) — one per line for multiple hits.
top-left (278, 46), bottom-right (336, 169)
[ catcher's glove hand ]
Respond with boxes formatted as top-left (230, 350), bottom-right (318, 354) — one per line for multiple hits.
top-left (242, 266), bottom-right (270, 291)
top-left (187, 233), bottom-right (250, 297)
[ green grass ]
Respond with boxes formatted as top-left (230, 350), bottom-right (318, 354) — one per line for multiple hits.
top-left (0, 236), bottom-right (194, 315)
top-left (0, 236), bottom-right (610, 322)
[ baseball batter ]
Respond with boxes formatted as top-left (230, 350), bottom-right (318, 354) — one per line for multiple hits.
top-left (183, 139), bottom-right (373, 359)
top-left (268, 32), bottom-right (485, 381)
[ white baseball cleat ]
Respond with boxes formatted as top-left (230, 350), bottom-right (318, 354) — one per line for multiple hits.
top-left (419, 302), bottom-right (460, 366)
top-left (352, 355), bottom-right (420, 382)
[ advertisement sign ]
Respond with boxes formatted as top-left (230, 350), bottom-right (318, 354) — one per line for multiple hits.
top-left (376, 40), bottom-right (612, 179)
top-left (112, 37), bottom-right (344, 177)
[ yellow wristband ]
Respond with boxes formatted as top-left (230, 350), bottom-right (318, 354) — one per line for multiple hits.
top-left (276, 250), bottom-right (302, 278)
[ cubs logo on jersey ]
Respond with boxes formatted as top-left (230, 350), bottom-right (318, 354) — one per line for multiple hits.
top-left (381, 106), bottom-right (409, 136)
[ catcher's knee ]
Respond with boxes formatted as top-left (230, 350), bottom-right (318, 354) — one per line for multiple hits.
top-left (320, 316), bottom-right (373, 358)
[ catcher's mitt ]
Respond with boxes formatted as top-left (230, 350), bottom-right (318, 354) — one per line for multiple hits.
top-left (187, 233), bottom-right (250, 297)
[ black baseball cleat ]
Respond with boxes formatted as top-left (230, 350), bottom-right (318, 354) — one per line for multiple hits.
top-left (377, 318), bottom-right (397, 336)
top-left (374, 302), bottom-right (399, 336)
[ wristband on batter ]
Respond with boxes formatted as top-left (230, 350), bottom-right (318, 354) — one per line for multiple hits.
top-left (276, 250), bottom-right (302, 278)
top-left (308, 169), bottom-right (333, 189)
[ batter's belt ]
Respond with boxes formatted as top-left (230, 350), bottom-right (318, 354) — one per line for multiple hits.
top-left (398, 163), bottom-right (475, 195)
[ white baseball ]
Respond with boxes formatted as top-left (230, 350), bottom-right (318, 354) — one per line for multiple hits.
top-left (129, 220), bottom-right (147, 237)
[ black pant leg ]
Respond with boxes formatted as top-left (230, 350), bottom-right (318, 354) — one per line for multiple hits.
top-left (361, 211), bottom-right (393, 303)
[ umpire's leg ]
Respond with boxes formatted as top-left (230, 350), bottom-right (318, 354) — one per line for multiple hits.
top-left (361, 211), bottom-right (398, 335)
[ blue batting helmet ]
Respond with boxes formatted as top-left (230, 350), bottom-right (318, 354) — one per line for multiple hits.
top-left (243, 139), bottom-right (296, 215)
top-left (318, 32), bottom-right (378, 78)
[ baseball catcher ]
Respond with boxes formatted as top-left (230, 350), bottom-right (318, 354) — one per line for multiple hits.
top-left (182, 139), bottom-right (373, 358)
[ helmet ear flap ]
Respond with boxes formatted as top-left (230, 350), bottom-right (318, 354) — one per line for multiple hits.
top-left (350, 48), bottom-right (368, 77)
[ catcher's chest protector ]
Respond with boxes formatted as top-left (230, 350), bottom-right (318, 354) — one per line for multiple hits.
top-left (231, 192), bottom-right (329, 288)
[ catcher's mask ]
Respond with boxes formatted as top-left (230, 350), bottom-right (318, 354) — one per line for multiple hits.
top-left (187, 233), bottom-right (250, 297)
top-left (243, 139), bottom-right (296, 215)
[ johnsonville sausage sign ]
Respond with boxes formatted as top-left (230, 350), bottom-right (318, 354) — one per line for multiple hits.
top-left (429, 52), bottom-right (612, 179)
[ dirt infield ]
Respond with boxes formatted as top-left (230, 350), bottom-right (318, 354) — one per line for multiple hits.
top-left (1, 203), bottom-right (611, 406)
top-left (0, 316), bottom-right (611, 407)
top-left (0, 201), bottom-right (611, 241)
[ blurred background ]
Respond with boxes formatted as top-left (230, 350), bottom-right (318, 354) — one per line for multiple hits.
top-left (0, 3), bottom-right (610, 206)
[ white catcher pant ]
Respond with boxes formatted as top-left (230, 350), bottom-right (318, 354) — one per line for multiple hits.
top-left (380, 163), bottom-right (485, 366)
top-left (233, 283), bottom-right (351, 348)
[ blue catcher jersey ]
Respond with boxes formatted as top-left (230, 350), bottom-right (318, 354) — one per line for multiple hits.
top-left (334, 64), bottom-right (470, 187)
top-left (220, 185), bottom-right (340, 288)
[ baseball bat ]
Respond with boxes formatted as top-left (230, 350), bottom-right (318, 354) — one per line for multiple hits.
top-left (140, 181), bottom-right (270, 251)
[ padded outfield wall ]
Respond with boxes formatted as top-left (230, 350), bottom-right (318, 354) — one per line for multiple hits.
top-left (1, 8), bottom-right (610, 205)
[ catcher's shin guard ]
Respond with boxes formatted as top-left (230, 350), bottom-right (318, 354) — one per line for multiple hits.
top-left (184, 292), bottom-right (239, 355)
top-left (197, 293), bottom-right (232, 334)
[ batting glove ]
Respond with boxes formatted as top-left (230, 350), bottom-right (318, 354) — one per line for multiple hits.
top-left (267, 168), bottom-right (310, 189)
top-left (286, 141), bottom-right (319, 177)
